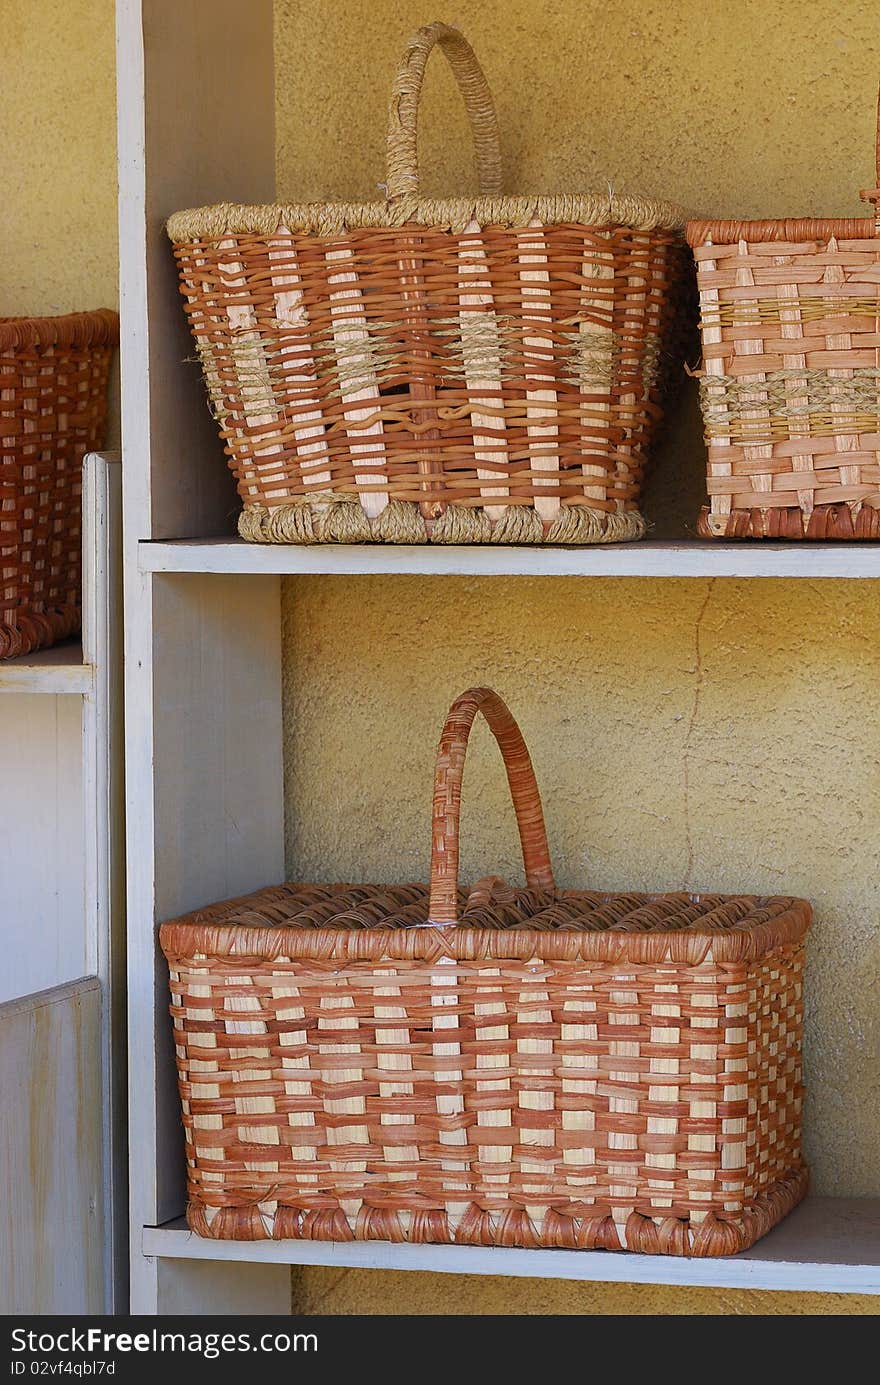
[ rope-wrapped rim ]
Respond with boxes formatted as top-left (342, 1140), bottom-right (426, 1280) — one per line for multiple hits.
top-left (0, 309), bottom-right (119, 352)
top-left (159, 886), bottom-right (811, 966)
top-left (167, 21), bottom-right (689, 241)
top-left (168, 192), bottom-right (688, 241)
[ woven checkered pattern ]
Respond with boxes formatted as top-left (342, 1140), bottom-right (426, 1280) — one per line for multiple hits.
top-left (162, 884), bottom-right (808, 1255)
top-left (1, 310), bottom-right (118, 658)
top-left (689, 213), bottom-right (880, 539)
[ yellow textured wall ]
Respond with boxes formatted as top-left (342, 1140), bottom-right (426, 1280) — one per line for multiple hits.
top-left (1, 0), bottom-right (119, 442)
top-left (277, 0), bottom-right (880, 1314)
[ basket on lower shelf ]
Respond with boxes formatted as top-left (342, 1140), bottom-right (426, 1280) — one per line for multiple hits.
top-left (1, 309), bottom-right (119, 659)
top-left (167, 22), bottom-right (693, 547)
top-left (160, 687), bottom-right (810, 1256)
top-left (688, 91), bottom-right (880, 539)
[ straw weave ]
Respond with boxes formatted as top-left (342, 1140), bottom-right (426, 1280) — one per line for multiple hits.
top-left (689, 109), bottom-right (880, 539)
top-left (168, 23), bottom-right (692, 545)
top-left (161, 688), bottom-right (810, 1255)
top-left (1, 310), bottom-right (118, 659)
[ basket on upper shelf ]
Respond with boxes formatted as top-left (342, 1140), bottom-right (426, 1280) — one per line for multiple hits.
top-left (1, 309), bottom-right (119, 660)
top-left (161, 686), bottom-right (810, 1255)
top-left (167, 21), bottom-right (694, 547)
top-left (688, 89), bottom-right (880, 539)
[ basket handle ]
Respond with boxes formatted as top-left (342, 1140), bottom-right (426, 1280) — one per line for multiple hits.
top-left (385, 22), bottom-right (503, 203)
top-left (428, 688), bottom-right (555, 924)
top-left (859, 83), bottom-right (880, 228)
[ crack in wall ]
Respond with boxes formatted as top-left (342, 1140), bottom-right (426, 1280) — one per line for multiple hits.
top-left (292, 1264), bottom-right (353, 1314)
top-left (682, 579), bottom-right (716, 890)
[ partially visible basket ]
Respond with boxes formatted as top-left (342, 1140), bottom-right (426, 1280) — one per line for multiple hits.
top-left (688, 92), bottom-right (880, 539)
top-left (1, 309), bottom-right (118, 659)
top-left (167, 22), bottom-right (692, 546)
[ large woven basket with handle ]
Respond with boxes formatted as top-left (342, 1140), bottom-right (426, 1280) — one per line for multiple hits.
top-left (167, 22), bottom-right (692, 546)
top-left (689, 90), bottom-right (880, 539)
top-left (161, 687), bottom-right (810, 1255)
top-left (1, 309), bottom-right (118, 659)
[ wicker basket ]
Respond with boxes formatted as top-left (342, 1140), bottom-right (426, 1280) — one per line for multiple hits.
top-left (161, 687), bottom-right (810, 1255)
top-left (1, 309), bottom-right (118, 659)
top-left (689, 95), bottom-right (880, 539)
top-left (167, 22), bottom-right (692, 546)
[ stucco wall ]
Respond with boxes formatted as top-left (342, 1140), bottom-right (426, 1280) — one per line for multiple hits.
top-left (1, 0), bottom-right (119, 442)
top-left (277, 0), bottom-right (880, 1314)
top-left (13, 0), bottom-right (875, 1320)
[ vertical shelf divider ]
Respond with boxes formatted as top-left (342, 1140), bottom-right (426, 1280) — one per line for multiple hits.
top-left (118, 0), bottom-right (289, 1313)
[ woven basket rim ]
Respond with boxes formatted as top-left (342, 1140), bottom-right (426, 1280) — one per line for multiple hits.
top-left (688, 215), bottom-right (876, 246)
top-left (0, 308), bottom-right (119, 352)
top-left (160, 886), bottom-right (811, 966)
top-left (166, 193), bottom-right (690, 243)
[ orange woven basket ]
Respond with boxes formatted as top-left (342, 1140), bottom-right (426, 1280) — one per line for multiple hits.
top-left (167, 22), bottom-right (693, 546)
top-left (688, 92), bottom-right (880, 539)
top-left (161, 687), bottom-right (810, 1256)
top-left (1, 309), bottom-right (118, 659)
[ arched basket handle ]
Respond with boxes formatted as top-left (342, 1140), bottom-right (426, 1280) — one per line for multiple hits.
top-left (385, 22), bottom-right (503, 203)
top-left (428, 687), bottom-right (555, 924)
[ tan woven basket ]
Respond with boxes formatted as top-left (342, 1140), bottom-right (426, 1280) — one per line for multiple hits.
top-left (161, 687), bottom-right (810, 1255)
top-left (689, 93), bottom-right (880, 539)
top-left (1, 309), bottom-right (118, 659)
top-left (167, 22), bottom-right (692, 546)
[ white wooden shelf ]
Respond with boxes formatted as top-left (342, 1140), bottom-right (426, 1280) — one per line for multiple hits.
top-left (142, 1198), bottom-right (880, 1295)
top-left (0, 643), bottom-right (93, 695)
top-left (138, 537), bottom-right (880, 578)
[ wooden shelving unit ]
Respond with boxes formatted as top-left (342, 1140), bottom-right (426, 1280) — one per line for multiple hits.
top-left (0, 453), bottom-right (124, 1310)
top-left (119, 0), bottom-right (879, 1313)
top-left (0, 455), bottom-right (120, 1009)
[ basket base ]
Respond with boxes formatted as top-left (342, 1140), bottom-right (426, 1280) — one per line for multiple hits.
top-left (0, 605), bottom-right (81, 660)
top-left (186, 1166), bottom-right (808, 1257)
top-left (700, 503), bottom-right (880, 540)
top-left (238, 497), bottom-right (647, 546)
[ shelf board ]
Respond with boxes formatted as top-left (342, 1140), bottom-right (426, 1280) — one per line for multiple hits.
top-left (0, 643), bottom-right (93, 695)
top-left (142, 1197), bottom-right (880, 1294)
top-left (138, 538), bottom-right (880, 578)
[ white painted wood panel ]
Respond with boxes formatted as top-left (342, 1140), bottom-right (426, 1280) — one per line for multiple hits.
top-left (0, 695), bottom-right (86, 1000)
top-left (152, 575), bottom-right (285, 920)
top-left (118, 0), bottom-right (275, 548)
top-left (125, 573), bottom-right (285, 1312)
top-left (0, 980), bottom-right (104, 1313)
top-left (81, 454), bottom-right (126, 1311)
top-left (119, 0), bottom-right (290, 1313)
top-left (156, 1260), bottom-right (292, 1315)
top-left (143, 1198), bottom-right (880, 1295)
top-left (149, 573), bottom-right (285, 1225)
top-left (139, 537), bottom-right (880, 579)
